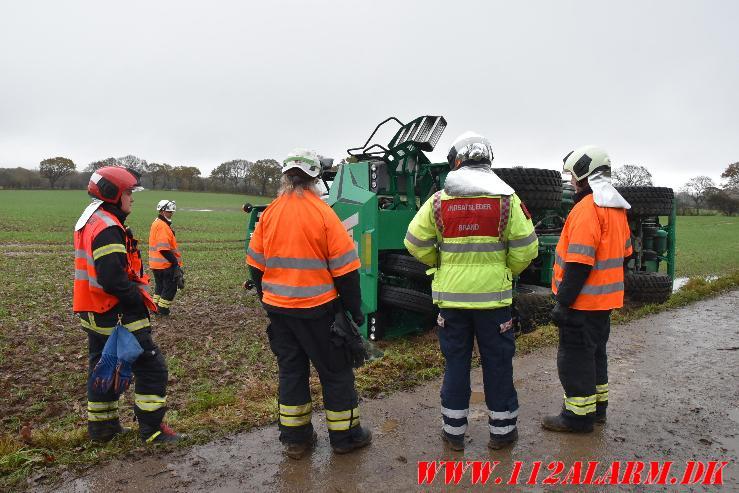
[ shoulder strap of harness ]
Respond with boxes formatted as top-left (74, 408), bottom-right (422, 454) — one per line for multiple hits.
top-left (498, 195), bottom-right (511, 243)
top-left (432, 191), bottom-right (444, 236)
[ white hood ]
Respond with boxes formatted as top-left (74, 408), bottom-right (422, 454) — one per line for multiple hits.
top-left (74, 199), bottom-right (104, 231)
top-left (444, 166), bottom-right (514, 197)
top-left (590, 171), bottom-right (631, 209)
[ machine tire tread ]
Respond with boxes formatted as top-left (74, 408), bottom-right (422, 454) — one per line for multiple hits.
top-left (493, 167), bottom-right (563, 211)
top-left (379, 285), bottom-right (436, 315)
top-left (624, 272), bottom-right (672, 304)
top-left (616, 186), bottom-right (674, 217)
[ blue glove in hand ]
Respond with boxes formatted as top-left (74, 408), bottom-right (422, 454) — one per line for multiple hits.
top-left (113, 325), bottom-right (144, 394)
top-left (91, 328), bottom-right (119, 393)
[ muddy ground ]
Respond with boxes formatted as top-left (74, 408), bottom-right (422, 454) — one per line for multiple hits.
top-left (42, 292), bottom-right (739, 492)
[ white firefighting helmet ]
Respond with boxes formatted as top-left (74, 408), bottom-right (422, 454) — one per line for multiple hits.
top-left (156, 199), bottom-right (176, 212)
top-left (447, 131), bottom-right (494, 170)
top-left (282, 148), bottom-right (321, 178)
top-left (563, 145), bottom-right (611, 182)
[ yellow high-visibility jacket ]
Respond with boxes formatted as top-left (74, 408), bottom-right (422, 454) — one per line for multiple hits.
top-left (405, 190), bottom-right (538, 309)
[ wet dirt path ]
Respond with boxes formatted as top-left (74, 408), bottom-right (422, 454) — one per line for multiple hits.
top-left (48, 292), bottom-right (739, 492)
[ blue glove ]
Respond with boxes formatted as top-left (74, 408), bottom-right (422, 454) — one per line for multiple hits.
top-left (113, 325), bottom-right (144, 394)
top-left (91, 328), bottom-right (119, 393)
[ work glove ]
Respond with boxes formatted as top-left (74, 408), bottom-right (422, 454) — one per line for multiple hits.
top-left (173, 266), bottom-right (185, 289)
top-left (550, 303), bottom-right (574, 327)
top-left (91, 328), bottom-right (119, 393)
top-left (330, 311), bottom-right (369, 369)
top-left (113, 325), bottom-right (143, 394)
top-left (351, 311), bottom-right (365, 327)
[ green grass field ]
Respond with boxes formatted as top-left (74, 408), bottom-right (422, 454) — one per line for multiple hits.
top-left (0, 189), bottom-right (737, 488)
top-left (665, 215), bottom-right (739, 278)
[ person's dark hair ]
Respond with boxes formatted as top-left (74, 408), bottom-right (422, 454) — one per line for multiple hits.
top-left (279, 168), bottom-right (318, 195)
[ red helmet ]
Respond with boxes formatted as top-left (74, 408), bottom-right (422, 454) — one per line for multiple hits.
top-left (88, 166), bottom-right (143, 203)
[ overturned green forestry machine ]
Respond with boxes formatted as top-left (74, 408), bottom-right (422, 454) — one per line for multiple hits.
top-left (244, 115), bottom-right (676, 340)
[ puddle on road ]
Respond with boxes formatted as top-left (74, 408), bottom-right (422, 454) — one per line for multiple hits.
top-left (673, 275), bottom-right (719, 292)
top-left (470, 390), bottom-right (485, 404)
top-left (381, 419), bottom-right (399, 433)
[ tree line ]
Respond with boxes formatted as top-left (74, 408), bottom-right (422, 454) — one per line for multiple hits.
top-left (0, 155), bottom-right (283, 196)
top-left (612, 163), bottom-right (739, 216)
top-left (2, 157), bottom-right (738, 215)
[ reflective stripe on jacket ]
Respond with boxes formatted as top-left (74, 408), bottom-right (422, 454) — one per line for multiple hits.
top-left (552, 194), bottom-right (633, 310)
top-left (148, 217), bottom-right (182, 270)
top-left (246, 190), bottom-right (360, 309)
top-left (405, 191), bottom-right (538, 309)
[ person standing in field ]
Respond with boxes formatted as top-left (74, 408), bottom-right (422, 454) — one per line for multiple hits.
top-left (405, 132), bottom-right (539, 451)
top-left (246, 149), bottom-right (372, 459)
top-left (149, 199), bottom-right (184, 316)
top-left (74, 167), bottom-right (183, 443)
top-left (543, 146), bottom-right (632, 433)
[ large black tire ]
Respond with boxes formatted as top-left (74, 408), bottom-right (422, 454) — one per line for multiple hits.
top-left (616, 186), bottom-right (674, 217)
top-left (381, 253), bottom-right (431, 282)
top-left (379, 285), bottom-right (436, 315)
top-left (493, 167), bottom-right (563, 211)
top-left (624, 272), bottom-right (673, 304)
top-left (514, 284), bottom-right (554, 334)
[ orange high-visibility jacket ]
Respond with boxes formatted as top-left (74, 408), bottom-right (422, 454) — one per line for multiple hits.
top-left (74, 209), bottom-right (150, 313)
top-left (552, 194), bottom-right (633, 310)
top-left (246, 190), bottom-right (361, 309)
top-left (148, 217), bottom-right (182, 270)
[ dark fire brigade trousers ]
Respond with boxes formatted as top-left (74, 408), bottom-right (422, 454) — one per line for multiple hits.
top-left (87, 329), bottom-right (169, 437)
top-left (266, 311), bottom-right (361, 448)
top-left (557, 308), bottom-right (610, 427)
top-left (437, 307), bottom-right (519, 440)
top-left (152, 267), bottom-right (177, 314)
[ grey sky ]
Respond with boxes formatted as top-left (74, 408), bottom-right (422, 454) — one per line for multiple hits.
top-left (1, 0), bottom-right (737, 189)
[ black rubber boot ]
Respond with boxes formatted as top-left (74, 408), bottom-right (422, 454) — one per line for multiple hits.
top-left (541, 414), bottom-right (594, 433)
top-left (595, 402), bottom-right (607, 424)
top-left (440, 430), bottom-right (465, 451)
top-left (142, 423), bottom-right (185, 444)
top-left (332, 426), bottom-right (372, 454)
top-left (88, 419), bottom-right (131, 443)
top-left (488, 428), bottom-right (518, 450)
top-left (284, 431), bottom-right (318, 460)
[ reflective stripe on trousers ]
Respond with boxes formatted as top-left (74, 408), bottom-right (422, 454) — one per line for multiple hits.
top-left (87, 400), bottom-right (119, 421)
top-left (326, 407), bottom-right (360, 431)
top-left (134, 394), bottom-right (167, 412)
top-left (279, 402), bottom-right (312, 427)
top-left (564, 394), bottom-right (597, 415)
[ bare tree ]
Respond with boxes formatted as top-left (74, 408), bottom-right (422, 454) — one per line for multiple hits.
top-left (612, 165), bottom-right (653, 187)
top-left (721, 162), bottom-right (739, 191)
top-left (116, 155), bottom-right (148, 173)
top-left (39, 157), bottom-right (76, 188)
top-left (681, 176), bottom-right (716, 215)
top-left (229, 159), bottom-right (252, 190)
top-left (85, 157), bottom-right (120, 172)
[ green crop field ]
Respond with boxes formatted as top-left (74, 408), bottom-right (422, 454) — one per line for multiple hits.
top-left (665, 215), bottom-right (739, 278)
top-left (0, 189), bottom-right (737, 488)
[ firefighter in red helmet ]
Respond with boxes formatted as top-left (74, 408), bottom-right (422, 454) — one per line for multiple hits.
top-left (74, 167), bottom-right (184, 443)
